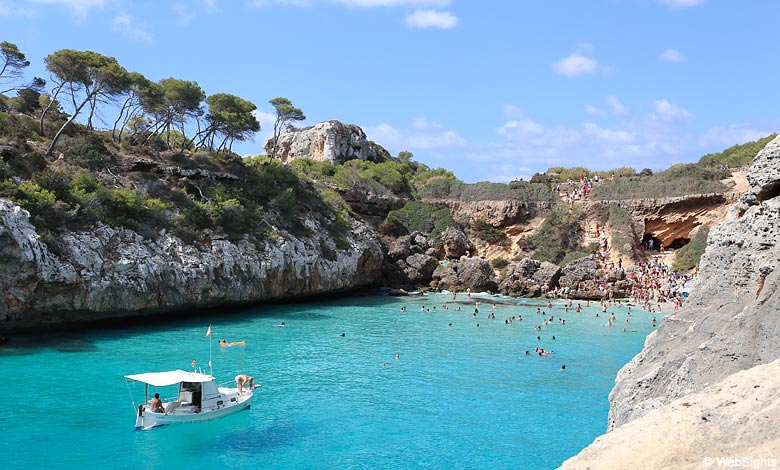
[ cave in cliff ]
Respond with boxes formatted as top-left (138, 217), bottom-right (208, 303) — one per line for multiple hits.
top-left (643, 216), bottom-right (702, 251)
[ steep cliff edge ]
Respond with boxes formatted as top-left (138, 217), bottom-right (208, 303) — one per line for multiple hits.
top-left (560, 360), bottom-right (780, 470)
top-left (0, 200), bottom-right (384, 331)
top-left (606, 134), bottom-right (780, 429)
top-left (561, 135), bottom-right (780, 467)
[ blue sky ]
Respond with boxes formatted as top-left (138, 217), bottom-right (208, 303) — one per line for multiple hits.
top-left (2, 0), bottom-right (778, 182)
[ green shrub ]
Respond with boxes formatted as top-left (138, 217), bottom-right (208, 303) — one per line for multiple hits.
top-left (672, 225), bottom-right (710, 272)
top-left (523, 205), bottom-right (586, 264)
top-left (490, 257), bottom-right (509, 269)
top-left (320, 237), bottom-right (336, 261)
top-left (382, 201), bottom-right (456, 238)
top-left (0, 112), bottom-right (41, 140)
top-left (471, 219), bottom-right (507, 243)
top-left (290, 158), bottom-right (337, 178)
top-left (332, 159), bottom-right (410, 195)
top-left (418, 179), bottom-right (556, 204)
top-left (698, 134), bottom-right (777, 169)
top-left (16, 182), bottom-right (56, 212)
top-left (56, 133), bottom-right (115, 170)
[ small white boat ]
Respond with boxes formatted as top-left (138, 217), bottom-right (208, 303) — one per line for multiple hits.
top-left (125, 369), bottom-right (256, 430)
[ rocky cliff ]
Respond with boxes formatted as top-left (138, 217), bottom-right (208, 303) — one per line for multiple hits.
top-left (562, 134), bottom-right (780, 467)
top-left (560, 359), bottom-right (780, 470)
top-left (265, 120), bottom-right (390, 165)
top-left (0, 199), bottom-right (384, 331)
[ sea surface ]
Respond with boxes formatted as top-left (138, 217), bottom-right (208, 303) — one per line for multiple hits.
top-left (0, 293), bottom-right (657, 469)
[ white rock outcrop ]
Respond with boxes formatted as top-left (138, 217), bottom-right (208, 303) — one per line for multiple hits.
top-left (265, 120), bottom-right (389, 164)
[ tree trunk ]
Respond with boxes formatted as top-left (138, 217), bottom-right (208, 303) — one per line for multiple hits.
top-left (46, 96), bottom-right (91, 156)
top-left (39, 83), bottom-right (64, 135)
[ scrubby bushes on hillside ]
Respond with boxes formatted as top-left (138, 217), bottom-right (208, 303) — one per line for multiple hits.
top-left (672, 225), bottom-right (709, 272)
top-left (380, 201), bottom-right (456, 237)
top-left (520, 205), bottom-right (591, 265)
top-left (470, 218), bottom-right (507, 244)
top-left (589, 167), bottom-right (730, 200)
top-left (417, 179), bottom-right (556, 203)
top-left (698, 134), bottom-right (777, 170)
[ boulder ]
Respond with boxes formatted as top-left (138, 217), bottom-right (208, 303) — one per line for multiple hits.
top-left (439, 226), bottom-right (475, 259)
top-left (433, 258), bottom-right (497, 292)
top-left (496, 258), bottom-right (561, 296)
top-left (265, 120), bottom-right (389, 165)
top-left (386, 235), bottom-right (412, 262)
top-left (401, 253), bottom-right (438, 286)
top-left (534, 261), bottom-right (562, 288)
top-left (558, 255), bottom-right (599, 289)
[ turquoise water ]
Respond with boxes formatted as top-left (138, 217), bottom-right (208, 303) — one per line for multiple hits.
top-left (0, 293), bottom-right (655, 469)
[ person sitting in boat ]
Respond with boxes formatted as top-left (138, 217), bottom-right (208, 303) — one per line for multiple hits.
top-left (219, 339), bottom-right (245, 347)
top-left (235, 374), bottom-right (254, 395)
top-left (150, 393), bottom-right (164, 413)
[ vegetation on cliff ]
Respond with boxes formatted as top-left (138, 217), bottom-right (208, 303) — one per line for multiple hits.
top-left (671, 224), bottom-right (709, 272)
top-left (2, 40), bottom-right (776, 290)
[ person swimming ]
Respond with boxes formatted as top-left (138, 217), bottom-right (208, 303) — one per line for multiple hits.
top-left (219, 339), bottom-right (245, 347)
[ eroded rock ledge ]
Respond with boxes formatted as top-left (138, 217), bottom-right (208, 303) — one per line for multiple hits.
top-left (0, 200), bottom-right (384, 331)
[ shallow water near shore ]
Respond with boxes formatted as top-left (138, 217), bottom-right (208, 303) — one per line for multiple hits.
top-left (0, 293), bottom-right (657, 469)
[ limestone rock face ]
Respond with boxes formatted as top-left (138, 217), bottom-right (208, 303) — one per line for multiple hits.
top-left (0, 199), bottom-right (384, 330)
top-left (560, 359), bottom-right (780, 470)
top-left (400, 253), bottom-right (439, 286)
top-left (558, 255), bottom-right (599, 288)
top-left (498, 258), bottom-right (560, 296)
top-left (584, 193), bottom-right (734, 250)
top-left (435, 199), bottom-right (551, 228)
top-left (433, 257), bottom-right (498, 292)
top-left (381, 232), bottom-right (440, 288)
top-left (266, 120), bottom-right (389, 165)
top-left (439, 226), bottom-right (475, 259)
top-left (604, 135), bottom-right (780, 431)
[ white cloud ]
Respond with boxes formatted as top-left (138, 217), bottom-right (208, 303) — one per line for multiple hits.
top-left (552, 45), bottom-right (599, 77)
top-left (584, 122), bottom-right (634, 143)
top-left (172, 3), bottom-right (197, 22)
top-left (605, 96), bottom-right (629, 116)
top-left (497, 119), bottom-right (545, 138)
top-left (404, 9), bottom-right (458, 29)
top-left (659, 48), bottom-right (686, 63)
top-left (339, 0), bottom-right (450, 6)
top-left (248, 0), bottom-right (450, 7)
top-left (585, 104), bottom-right (606, 117)
top-left (652, 99), bottom-right (693, 121)
top-left (0, 2), bottom-right (35, 15)
top-left (26, 0), bottom-right (107, 17)
top-left (585, 96), bottom-right (628, 117)
top-left (502, 104), bottom-right (525, 118)
top-left (698, 123), bottom-right (774, 148)
top-left (365, 118), bottom-right (467, 152)
top-left (112, 14), bottom-right (153, 42)
top-left (658, 0), bottom-right (705, 7)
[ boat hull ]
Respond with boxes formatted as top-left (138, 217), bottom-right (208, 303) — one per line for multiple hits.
top-left (136, 394), bottom-right (252, 430)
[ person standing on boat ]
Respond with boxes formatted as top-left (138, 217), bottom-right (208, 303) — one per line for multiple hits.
top-left (236, 374), bottom-right (254, 395)
top-left (150, 393), bottom-right (164, 413)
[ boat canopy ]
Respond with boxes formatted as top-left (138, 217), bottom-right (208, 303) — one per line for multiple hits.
top-left (125, 370), bottom-right (215, 386)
